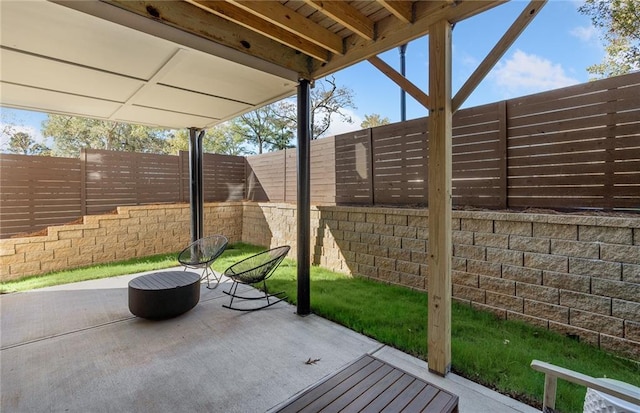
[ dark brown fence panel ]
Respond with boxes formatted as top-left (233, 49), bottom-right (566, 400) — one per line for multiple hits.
top-left (452, 102), bottom-right (505, 208)
top-left (179, 151), bottom-right (246, 202)
top-left (335, 129), bottom-right (373, 204)
top-left (203, 153), bottom-right (246, 201)
top-left (130, 151), bottom-right (181, 205)
top-left (2, 73), bottom-right (638, 239)
top-left (246, 151), bottom-right (285, 202)
top-left (285, 149), bottom-right (297, 203)
top-left (372, 118), bottom-right (428, 205)
top-left (282, 137), bottom-right (338, 204)
top-left (85, 150), bottom-right (137, 214)
top-left (311, 136), bottom-right (337, 204)
top-left (0, 154), bottom-right (82, 238)
top-left (507, 72), bottom-right (640, 210)
top-left (85, 149), bottom-right (180, 214)
top-left (179, 151), bottom-right (190, 203)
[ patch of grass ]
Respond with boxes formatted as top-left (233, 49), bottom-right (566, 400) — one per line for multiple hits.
top-left (4, 242), bottom-right (639, 413)
top-left (0, 252), bottom-right (179, 293)
top-left (449, 304), bottom-right (640, 410)
top-left (214, 245), bottom-right (640, 413)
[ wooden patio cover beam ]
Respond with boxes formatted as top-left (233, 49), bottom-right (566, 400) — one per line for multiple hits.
top-left (452, 0), bottom-right (547, 111)
top-left (186, 0), bottom-right (331, 62)
top-left (105, 0), bottom-right (314, 73)
top-left (303, 0), bottom-right (375, 41)
top-left (311, 1), bottom-right (501, 79)
top-left (367, 56), bottom-right (431, 110)
top-left (426, 1), bottom-right (545, 376)
top-left (228, 1), bottom-right (345, 55)
top-left (427, 18), bottom-right (453, 376)
top-left (377, 0), bottom-right (413, 24)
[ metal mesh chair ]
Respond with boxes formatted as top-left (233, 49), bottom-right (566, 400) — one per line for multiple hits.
top-left (223, 245), bottom-right (290, 311)
top-left (178, 235), bottom-right (228, 289)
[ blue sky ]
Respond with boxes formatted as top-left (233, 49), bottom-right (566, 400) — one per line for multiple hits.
top-left (324, 0), bottom-right (604, 135)
top-left (1, 0), bottom-right (605, 143)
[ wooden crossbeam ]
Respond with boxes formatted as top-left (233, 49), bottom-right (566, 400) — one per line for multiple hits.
top-left (452, 0), bottom-right (547, 111)
top-left (378, 0), bottom-right (413, 23)
top-left (186, 0), bottom-right (330, 62)
top-left (104, 0), bottom-right (313, 74)
top-left (304, 0), bottom-right (375, 41)
top-left (367, 55), bottom-right (430, 110)
top-left (313, 1), bottom-right (501, 78)
top-left (230, 1), bottom-right (344, 55)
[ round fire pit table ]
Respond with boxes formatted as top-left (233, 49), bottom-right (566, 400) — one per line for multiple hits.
top-left (128, 271), bottom-right (200, 319)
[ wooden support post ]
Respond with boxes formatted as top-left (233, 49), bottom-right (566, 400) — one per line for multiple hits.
top-left (543, 374), bottom-right (558, 413)
top-left (427, 18), bottom-right (453, 377)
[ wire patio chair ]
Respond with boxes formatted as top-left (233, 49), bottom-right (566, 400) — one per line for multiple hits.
top-left (178, 235), bottom-right (228, 289)
top-left (222, 245), bottom-right (290, 311)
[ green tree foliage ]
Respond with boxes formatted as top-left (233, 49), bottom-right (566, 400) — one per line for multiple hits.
top-left (233, 76), bottom-right (356, 150)
top-left (165, 124), bottom-right (247, 155)
top-left (230, 103), bottom-right (295, 154)
top-left (42, 115), bottom-right (170, 157)
top-left (579, 0), bottom-right (640, 77)
top-left (7, 131), bottom-right (51, 155)
top-left (361, 114), bottom-right (391, 128)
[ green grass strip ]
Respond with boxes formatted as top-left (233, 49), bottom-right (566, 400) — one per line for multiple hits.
top-left (1, 252), bottom-right (179, 293)
top-left (212, 244), bottom-right (640, 413)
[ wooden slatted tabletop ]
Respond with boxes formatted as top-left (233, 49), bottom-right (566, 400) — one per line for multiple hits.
top-left (128, 271), bottom-right (200, 319)
top-left (128, 271), bottom-right (199, 290)
top-left (276, 354), bottom-right (458, 413)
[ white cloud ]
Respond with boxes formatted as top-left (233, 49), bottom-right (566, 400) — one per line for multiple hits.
top-left (492, 50), bottom-right (579, 95)
top-left (570, 25), bottom-right (598, 42)
top-left (321, 108), bottom-right (363, 138)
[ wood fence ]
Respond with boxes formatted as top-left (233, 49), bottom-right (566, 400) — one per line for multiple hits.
top-left (1, 72), bottom-right (638, 238)
top-left (0, 150), bottom-right (245, 238)
top-left (249, 71), bottom-right (640, 210)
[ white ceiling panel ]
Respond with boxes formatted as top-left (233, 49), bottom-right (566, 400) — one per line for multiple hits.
top-left (130, 84), bottom-right (250, 120)
top-left (0, 83), bottom-right (122, 119)
top-left (0, 48), bottom-right (144, 102)
top-left (0, 1), bottom-right (297, 129)
top-left (113, 105), bottom-right (216, 129)
top-left (0, 0), bottom-right (178, 80)
top-left (160, 53), bottom-right (298, 105)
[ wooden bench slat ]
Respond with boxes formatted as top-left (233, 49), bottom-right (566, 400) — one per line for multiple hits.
top-left (276, 355), bottom-right (458, 413)
top-left (340, 369), bottom-right (404, 412)
top-left (362, 374), bottom-right (416, 412)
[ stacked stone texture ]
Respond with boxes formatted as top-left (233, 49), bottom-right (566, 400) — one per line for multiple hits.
top-left (2, 201), bottom-right (638, 359)
top-left (1, 202), bottom-right (243, 282)
top-left (241, 204), bottom-right (639, 360)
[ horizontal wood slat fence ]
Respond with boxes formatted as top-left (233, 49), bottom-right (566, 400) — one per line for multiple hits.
top-left (1, 72), bottom-right (638, 238)
top-left (1, 150), bottom-right (245, 238)
top-left (249, 72), bottom-right (639, 210)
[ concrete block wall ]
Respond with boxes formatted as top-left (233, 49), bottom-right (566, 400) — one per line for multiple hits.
top-left (1, 202), bottom-right (243, 282)
top-left (2, 201), bottom-right (638, 358)
top-left (241, 203), bottom-right (640, 359)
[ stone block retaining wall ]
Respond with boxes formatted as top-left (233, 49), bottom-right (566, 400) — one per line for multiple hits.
top-left (0, 202), bottom-right (243, 282)
top-left (1, 201), bottom-right (638, 358)
top-left (241, 203), bottom-right (640, 359)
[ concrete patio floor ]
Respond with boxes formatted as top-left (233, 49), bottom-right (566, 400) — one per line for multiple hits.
top-left (1, 268), bottom-right (539, 412)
